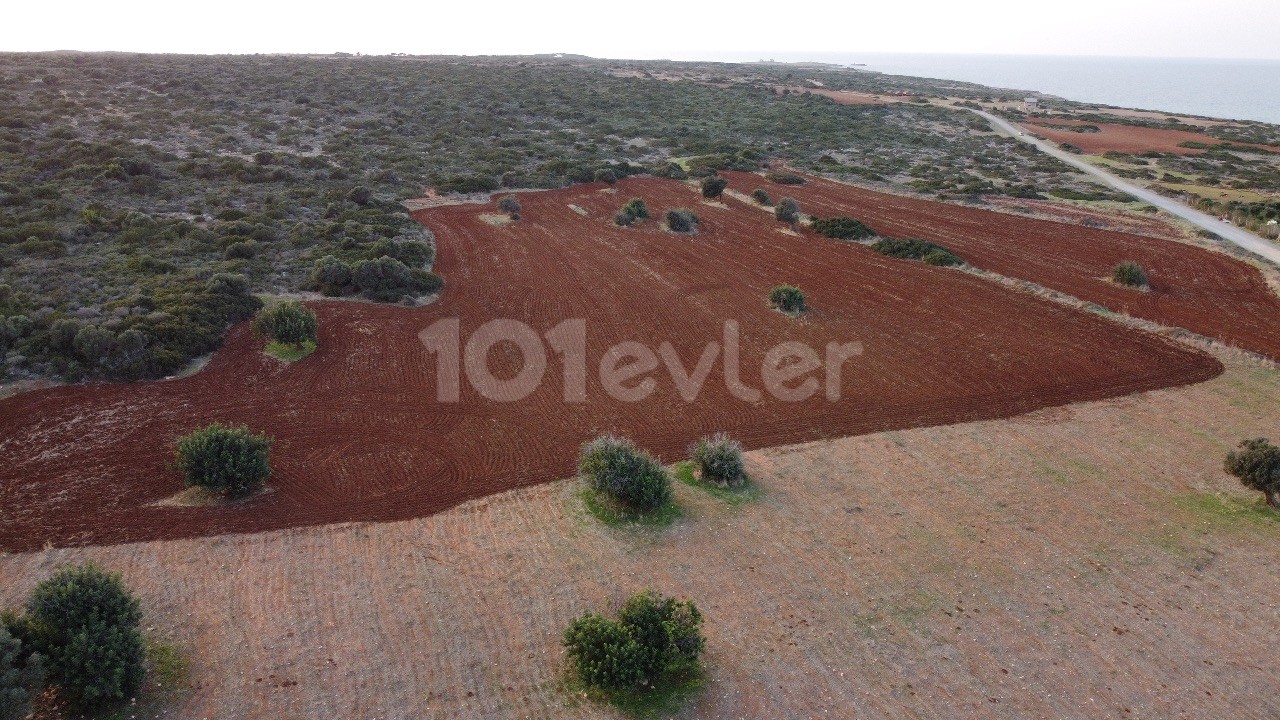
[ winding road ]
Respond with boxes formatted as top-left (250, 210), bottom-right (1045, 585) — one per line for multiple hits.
top-left (971, 108), bottom-right (1280, 266)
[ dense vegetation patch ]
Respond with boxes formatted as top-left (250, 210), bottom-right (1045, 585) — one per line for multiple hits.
top-left (810, 216), bottom-right (877, 240)
top-left (871, 238), bottom-right (964, 266)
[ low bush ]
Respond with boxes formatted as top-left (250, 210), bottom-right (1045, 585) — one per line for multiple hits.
top-left (351, 256), bottom-right (443, 301)
top-left (563, 590), bottom-right (704, 693)
top-left (765, 172), bottom-right (806, 185)
top-left (690, 433), bottom-right (746, 487)
top-left (810, 216), bottom-right (876, 240)
top-left (1225, 438), bottom-right (1280, 508)
top-left (497, 195), bottom-right (522, 217)
top-left (614, 211), bottom-right (636, 227)
top-left (23, 563), bottom-right (143, 709)
top-left (579, 435), bottom-right (672, 512)
top-left (768, 284), bottom-right (806, 313)
top-left (173, 422), bottom-right (272, 498)
top-left (253, 301), bottom-right (317, 347)
top-left (775, 197), bottom-right (801, 224)
top-left (310, 255), bottom-right (353, 296)
top-left (751, 189), bottom-right (770, 205)
top-left (0, 622), bottom-right (45, 720)
top-left (871, 237), bottom-right (964, 266)
top-left (665, 209), bottom-right (699, 234)
top-left (1112, 261), bottom-right (1148, 288)
top-left (616, 198), bottom-right (650, 226)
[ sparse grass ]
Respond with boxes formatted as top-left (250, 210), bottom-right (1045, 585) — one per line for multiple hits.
top-left (674, 462), bottom-right (760, 506)
top-left (145, 636), bottom-right (190, 691)
top-left (264, 339), bottom-right (316, 362)
top-left (578, 485), bottom-right (682, 529)
top-left (1172, 491), bottom-right (1280, 530)
top-left (562, 664), bottom-right (706, 720)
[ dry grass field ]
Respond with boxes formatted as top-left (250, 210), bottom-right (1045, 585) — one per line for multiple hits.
top-left (3, 354), bottom-right (1277, 719)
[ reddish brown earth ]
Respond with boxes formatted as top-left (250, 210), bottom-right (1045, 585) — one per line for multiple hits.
top-left (0, 179), bottom-right (1222, 551)
top-left (724, 170), bottom-right (1280, 359)
top-left (1021, 118), bottom-right (1280, 155)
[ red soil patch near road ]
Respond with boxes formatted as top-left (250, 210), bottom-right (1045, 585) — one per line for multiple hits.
top-left (1021, 118), bottom-right (1280, 155)
top-left (725, 170), bottom-right (1280, 359)
top-left (0, 179), bottom-right (1221, 551)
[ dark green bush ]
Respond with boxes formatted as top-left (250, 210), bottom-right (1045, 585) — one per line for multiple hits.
top-left (497, 195), bottom-right (522, 216)
top-left (594, 168), bottom-right (618, 185)
top-left (1225, 438), bottom-right (1280, 508)
top-left (765, 172), bottom-right (806, 185)
top-left (810, 216), bottom-right (876, 240)
top-left (0, 622), bottom-right (45, 720)
top-left (621, 198), bottom-right (649, 220)
top-left (24, 563), bottom-right (143, 709)
top-left (1112, 261), bottom-right (1148, 288)
top-left (775, 197), bottom-right (800, 224)
top-left (579, 435), bottom-right (672, 512)
top-left (253, 301), bottom-right (317, 347)
top-left (173, 422), bottom-right (272, 498)
top-left (871, 238), bottom-right (963, 266)
top-left (614, 211), bottom-right (636, 227)
top-left (665, 209), bottom-right (699, 234)
top-left (351, 255), bottom-right (442, 301)
top-left (310, 255), bottom-right (353, 296)
top-left (769, 284), bottom-right (806, 313)
top-left (563, 590), bottom-right (704, 692)
top-left (700, 176), bottom-right (728, 199)
top-left (751, 188), bottom-right (770, 205)
top-left (690, 433), bottom-right (746, 487)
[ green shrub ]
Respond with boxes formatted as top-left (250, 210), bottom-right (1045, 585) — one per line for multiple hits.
top-left (690, 433), bottom-right (746, 487)
top-left (665, 209), bottom-right (699, 234)
top-left (1112, 261), bottom-right (1148, 288)
top-left (253, 301), bottom-right (317, 347)
top-left (24, 563), bottom-right (143, 709)
top-left (871, 237), bottom-right (964, 266)
top-left (173, 422), bottom-right (272, 498)
top-left (309, 255), bottom-right (353, 296)
top-left (810, 216), bottom-right (876, 240)
top-left (563, 590), bottom-right (704, 692)
top-left (1225, 438), bottom-right (1280, 508)
top-left (751, 189), bottom-right (771, 205)
top-left (579, 435), bottom-right (672, 512)
top-left (769, 284), bottom-right (805, 313)
top-left (775, 197), bottom-right (800, 224)
top-left (622, 198), bottom-right (649, 220)
top-left (700, 176), bottom-right (728, 199)
top-left (346, 186), bottom-right (372, 205)
top-left (765, 172), bottom-right (806, 185)
top-left (497, 195), bottom-right (522, 216)
top-left (594, 168), bottom-right (618, 185)
top-left (0, 622), bottom-right (45, 720)
top-left (351, 255), bottom-right (443, 301)
top-left (614, 211), bottom-right (636, 227)
top-left (365, 239), bottom-right (433, 268)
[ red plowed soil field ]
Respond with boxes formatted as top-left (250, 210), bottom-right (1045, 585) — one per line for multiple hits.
top-left (0, 179), bottom-right (1222, 551)
top-left (724, 170), bottom-right (1280, 359)
top-left (1021, 118), bottom-right (1280, 155)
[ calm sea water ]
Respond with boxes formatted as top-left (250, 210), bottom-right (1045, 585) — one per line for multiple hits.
top-left (737, 53), bottom-right (1280, 124)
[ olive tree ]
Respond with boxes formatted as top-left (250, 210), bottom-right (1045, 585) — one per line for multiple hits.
top-left (174, 422), bottom-right (273, 498)
top-left (253, 301), bottom-right (317, 348)
top-left (700, 176), bottom-right (728, 200)
top-left (1225, 438), bottom-right (1280, 508)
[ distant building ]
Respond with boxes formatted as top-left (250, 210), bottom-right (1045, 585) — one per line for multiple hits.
top-left (1024, 97), bottom-right (1040, 111)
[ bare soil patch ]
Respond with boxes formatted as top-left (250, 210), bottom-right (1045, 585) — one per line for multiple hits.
top-left (1021, 118), bottom-right (1280, 155)
top-left (0, 179), bottom-right (1220, 551)
top-left (2, 360), bottom-right (1276, 718)
top-left (724, 169), bottom-right (1280, 359)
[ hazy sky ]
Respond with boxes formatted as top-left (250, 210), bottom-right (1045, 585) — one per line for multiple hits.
top-left (5, 0), bottom-right (1279, 61)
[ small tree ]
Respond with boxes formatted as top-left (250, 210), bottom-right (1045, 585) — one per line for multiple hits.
top-left (1112, 261), bottom-right (1148, 288)
top-left (25, 563), bottom-right (143, 709)
top-left (594, 168), bottom-right (618, 186)
top-left (174, 422), bottom-right (272, 498)
top-left (775, 197), bottom-right (801, 224)
top-left (622, 198), bottom-right (649, 220)
top-left (690, 433), bottom-right (746, 487)
top-left (563, 590), bottom-right (704, 693)
top-left (310, 255), bottom-right (353, 296)
top-left (769, 284), bottom-right (806, 313)
top-left (253, 301), bottom-right (317, 348)
top-left (751, 189), bottom-right (771, 205)
top-left (497, 195), bottom-right (522, 218)
top-left (1225, 438), bottom-right (1280, 508)
top-left (700, 176), bottom-right (728, 200)
top-left (665, 209), bottom-right (699, 234)
top-left (579, 435), bottom-right (672, 512)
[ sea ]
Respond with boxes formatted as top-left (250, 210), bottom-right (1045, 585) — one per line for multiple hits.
top-left (727, 52), bottom-right (1280, 125)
